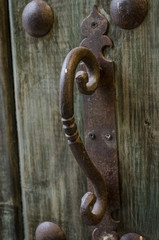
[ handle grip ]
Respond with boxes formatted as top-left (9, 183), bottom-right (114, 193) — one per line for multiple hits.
top-left (59, 47), bottom-right (107, 226)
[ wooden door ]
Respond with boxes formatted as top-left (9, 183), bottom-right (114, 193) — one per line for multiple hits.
top-left (0, 0), bottom-right (158, 239)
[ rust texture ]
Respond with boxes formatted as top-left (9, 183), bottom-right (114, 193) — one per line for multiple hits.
top-left (22, 0), bottom-right (54, 37)
top-left (60, 47), bottom-right (107, 226)
top-left (79, 6), bottom-right (147, 239)
top-left (110, 0), bottom-right (148, 29)
top-left (93, 229), bottom-right (119, 240)
top-left (35, 222), bottom-right (66, 240)
top-left (36, 6), bottom-right (147, 240)
top-left (80, 5), bottom-right (120, 235)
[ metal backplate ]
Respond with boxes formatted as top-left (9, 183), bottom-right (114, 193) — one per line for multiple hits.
top-left (80, 6), bottom-right (120, 238)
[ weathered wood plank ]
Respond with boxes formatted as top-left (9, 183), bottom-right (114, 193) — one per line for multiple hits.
top-left (0, 1), bottom-right (23, 239)
top-left (8, 1), bottom-right (98, 239)
top-left (89, 1), bottom-right (159, 238)
top-left (8, 0), bottom-right (159, 239)
top-left (104, 1), bottom-right (159, 239)
top-left (86, 1), bottom-right (159, 238)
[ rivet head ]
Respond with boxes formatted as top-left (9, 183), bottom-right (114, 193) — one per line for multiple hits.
top-left (110, 0), bottom-right (148, 29)
top-left (22, 0), bottom-right (54, 37)
top-left (35, 222), bottom-right (66, 240)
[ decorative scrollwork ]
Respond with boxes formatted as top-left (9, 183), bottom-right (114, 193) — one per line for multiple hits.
top-left (35, 6), bottom-right (147, 240)
top-left (59, 47), bottom-right (107, 226)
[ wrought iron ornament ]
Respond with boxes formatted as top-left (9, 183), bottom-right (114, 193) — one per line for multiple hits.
top-left (36, 6), bottom-right (146, 240)
top-left (80, 6), bottom-right (120, 235)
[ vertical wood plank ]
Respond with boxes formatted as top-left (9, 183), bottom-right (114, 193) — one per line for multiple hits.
top-left (93, 1), bottom-right (159, 238)
top-left (0, 1), bottom-right (23, 239)
top-left (102, 1), bottom-right (159, 239)
top-left (8, 0), bottom-right (159, 239)
top-left (8, 0), bottom-right (95, 239)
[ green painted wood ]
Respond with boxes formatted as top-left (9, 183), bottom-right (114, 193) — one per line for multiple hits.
top-left (8, 0), bottom-right (159, 239)
top-left (0, 1), bottom-right (23, 239)
top-left (106, 1), bottom-right (159, 239)
top-left (8, 1), bottom-right (97, 240)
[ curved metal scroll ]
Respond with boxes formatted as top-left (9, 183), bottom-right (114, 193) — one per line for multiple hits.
top-left (59, 47), bottom-right (107, 226)
top-left (35, 6), bottom-right (147, 240)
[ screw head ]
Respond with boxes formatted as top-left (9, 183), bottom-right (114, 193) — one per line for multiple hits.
top-left (105, 134), bottom-right (112, 141)
top-left (91, 22), bottom-right (98, 29)
top-left (88, 132), bottom-right (96, 140)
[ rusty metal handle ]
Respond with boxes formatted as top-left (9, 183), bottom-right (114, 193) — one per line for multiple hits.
top-left (59, 47), bottom-right (107, 226)
top-left (35, 7), bottom-right (147, 240)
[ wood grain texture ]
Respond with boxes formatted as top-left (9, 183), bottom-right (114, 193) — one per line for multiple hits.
top-left (8, 0), bottom-right (159, 239)
top-left (8, 0), bottom-right (97, 239)
top-left (83, 1), bottom-right (159, 238)
top-left (104, 1), bottom-right (159, 239)
top-left (0, 1), bottom-right (23, 239)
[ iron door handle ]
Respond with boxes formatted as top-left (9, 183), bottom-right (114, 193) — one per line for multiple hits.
top-left (35, 6), bottom-right (147, 240)
top-left (59, 47), bottom-right (107, 226)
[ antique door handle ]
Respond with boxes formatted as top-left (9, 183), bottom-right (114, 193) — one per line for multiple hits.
top-left (59, 47), bottom-right (107, 226)
top-left (36, 6), bottom-right (147, 240)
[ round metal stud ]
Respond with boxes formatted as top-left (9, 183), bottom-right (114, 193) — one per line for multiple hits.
top-left (22, 0), bottom-right (54, 37)
top-left (120, 233), bottom-right (146, 240)
top-left (110, 0), bottom-right (148, 29)
top-left (35, 222), bottom-right (66, 240)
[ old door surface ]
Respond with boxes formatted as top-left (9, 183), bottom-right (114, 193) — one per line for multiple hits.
top-left (0, 0), bottom-right (158, 239)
